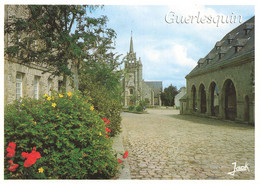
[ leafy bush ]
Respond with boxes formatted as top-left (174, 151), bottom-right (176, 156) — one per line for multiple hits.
top-left (79, 61), bottom-right (122, 137)
top-left (136, 105), bottom-right (143, 112)
top-left (79, 79), bottom-right (122, 137)
top-left (139, 100), bottom-right (148, 108)
top-left (128, 105), bottom-right (135, 111)
top-left (4, 91), bottom-right (118, 179)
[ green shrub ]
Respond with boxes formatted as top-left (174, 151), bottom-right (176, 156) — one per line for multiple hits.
top-left (139, 100), bottom-right (148, 108)
top-left (4, 91), bottom-right (118, 179)
top-left (128, 105), bottom-right (135, 111)
top-left (80, 80), bottom-right (122, 137)
top-left (136, 105), bottom-right (143, 112)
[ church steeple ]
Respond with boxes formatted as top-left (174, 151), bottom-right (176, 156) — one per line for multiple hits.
top-left (129, 31), bottom-right (134, 53)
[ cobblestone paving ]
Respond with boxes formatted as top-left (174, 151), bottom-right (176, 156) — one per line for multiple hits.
top-left (121, 109), bottom-right (255, 180)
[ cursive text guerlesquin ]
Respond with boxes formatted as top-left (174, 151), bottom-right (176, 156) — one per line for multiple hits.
top-left (227, 162), bottom-right (250, 176)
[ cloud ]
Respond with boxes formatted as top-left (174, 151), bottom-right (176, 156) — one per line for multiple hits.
top-left (172, 44), bottom-right (196, 67)
top-left (143, 41), bottom-right (196, 68)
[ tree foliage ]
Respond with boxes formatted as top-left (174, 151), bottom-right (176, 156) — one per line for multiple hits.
top-left (161, 84), bottom-right (178, 106)
top-left (79, 46), bottom-right (123, 137)
top-left (5, 5), bottom-right (116, 88)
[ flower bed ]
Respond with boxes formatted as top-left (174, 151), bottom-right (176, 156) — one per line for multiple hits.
top-left (4, 91), bottom-right (118, 179)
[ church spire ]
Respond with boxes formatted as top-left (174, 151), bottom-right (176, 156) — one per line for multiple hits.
top-left (129, 31), bottom-right (134, 53)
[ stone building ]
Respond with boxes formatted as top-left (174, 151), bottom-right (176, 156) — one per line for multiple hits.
top-left (175, 87), bottom-right (186, 108)
top-left (4, 5), bottom-right (73, 105)
top-left (122, 35), bottom-right (162, 106)
top-left (180, 16), bottom-right (254, 124)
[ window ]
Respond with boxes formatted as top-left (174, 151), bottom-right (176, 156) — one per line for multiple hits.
top-left (48, 79), bottom-right (53, 96)
top-left (130, 89), bottom-right (134, 95)
top-left (58, 80), bottom-right (63, 92)
top-left (34, 76), bottom-right (40, 99)
top-left (16, 73), bottom-right (23, 100)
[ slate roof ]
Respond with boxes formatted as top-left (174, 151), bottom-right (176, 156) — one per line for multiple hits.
top-left (144, 81), bottom-right (163, 97)
top-left (186, 16), bottom-right (254, 78)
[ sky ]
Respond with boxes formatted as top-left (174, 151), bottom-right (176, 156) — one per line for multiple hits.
top-left (91, 5), bottom-right (254, 90)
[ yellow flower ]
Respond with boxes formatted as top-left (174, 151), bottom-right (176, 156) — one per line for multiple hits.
top-left (59, 94), bottom-right (63, 98)
top-left (90, 106), bottom-right (94, 111)
top-left (52, 103), bottom-right (56, 108)
top-left (33, 121), bottom-right (37, 125)
top-left (99, 132), bottom-right (102, 136)
top-left (38, 167), bottom-right (44, 173)
top-left (43, 94), bottom-right (48, 97)
top-left (47, 97), bottom-right (51, 101)
top-left (57, 115), bottom-right (59, 118)
top-left (22, 104), bottom-right (24, 106)
top-left (67, 92), bottom-right (72, 97)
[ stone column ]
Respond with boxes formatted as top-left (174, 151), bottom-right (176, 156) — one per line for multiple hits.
top-left (235, 101), bottom-right (244, 122)
top-left (249, 103), bottom-right (255, 124)
top-left (159, 93), bottom-right (162, 106)
top-left (151, 90), bottom-right (154, 106)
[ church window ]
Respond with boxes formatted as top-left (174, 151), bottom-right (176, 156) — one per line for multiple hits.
top-left (16, 73), bottom-right (23, 100)
top-left (130, 89), bottom-right (134, 95)
top-left (48, 78), bottom-right (53, 96)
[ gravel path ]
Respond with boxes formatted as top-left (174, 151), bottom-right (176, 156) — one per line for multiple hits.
top-left (121, 108), bottom-right (255, 180)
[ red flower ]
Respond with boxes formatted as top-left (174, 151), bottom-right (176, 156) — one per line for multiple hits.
top-left (22, 147), bottom-right (41, 167)
top-left (123, 151), bottom-right (128, 159)
top-left (8, 160), bottom-right (13, 165)
top-left (6, 150), bottom-right (15, 158)
top-left (118, 159), bottom-right (122, 163)
top-left (102, 118), bottom-right (110, 125)
top-left (8, 164), bottom-right (19, 172)
top-left (24, 157), bottom-right (37, 167)
top-left (30, 150), bottom-right (41, 159)
top-left (106, 134), bottom-right (109, 140)
top-left (105, 127), bottom-right (111, 133)
top-left (9, 142), bottom-right (16, 150)
top-left (8, 160), bottom-right (19, 172)
top-left (6, 142), bottom-right (16, 158)
top-left (21, 152), bottom-right (29, 159)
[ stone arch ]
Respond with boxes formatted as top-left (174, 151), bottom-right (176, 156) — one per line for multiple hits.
top-left (244, 95), bottom-right (249, 122)
top-left (191, 85), bottom-right (197, 112)
top-left (209, 81), bottom-right (219, 116)
top-left (199, 83), bottom-right (207, 113)
top-left (222, 79), bottom-right (237, 120)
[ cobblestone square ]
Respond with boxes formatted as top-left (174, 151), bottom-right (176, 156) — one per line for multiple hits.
top-left (121, 109), bottom-right (255, 180)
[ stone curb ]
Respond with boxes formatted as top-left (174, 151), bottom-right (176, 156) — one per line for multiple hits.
top-left (112, 133), bottom-right (131, 180)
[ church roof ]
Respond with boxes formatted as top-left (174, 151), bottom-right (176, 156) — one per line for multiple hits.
top-left (186, 16), bottom-right (254, 78)
top-left (144, 81), bottom-right (163, 89)
top-left (144, 81), bottom-right (163, 97)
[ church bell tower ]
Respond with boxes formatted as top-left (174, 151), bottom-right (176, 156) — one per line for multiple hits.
top-left (123, 32), bottom-right (143, 106)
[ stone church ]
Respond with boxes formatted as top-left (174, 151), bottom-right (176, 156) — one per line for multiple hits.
top-left (180, 16), bottom-right (255, 124)
top-left (122, 35), bottom-right (162, 107)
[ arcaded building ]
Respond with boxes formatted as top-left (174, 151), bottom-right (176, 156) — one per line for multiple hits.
top-left (180, 16), bottom-right (254, 124)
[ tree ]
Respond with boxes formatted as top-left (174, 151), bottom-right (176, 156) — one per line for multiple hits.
top-left (5, 5), bottom-right (116, 90)
top-left (79, 51), bottom-right (123, 136)
top-left (161, 84), bottom-right (178, 106)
